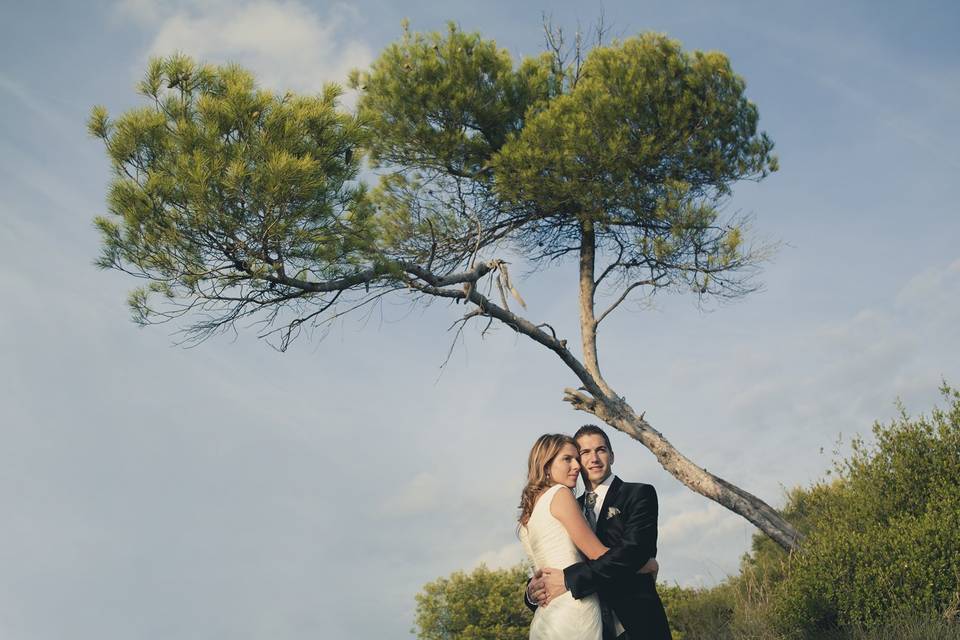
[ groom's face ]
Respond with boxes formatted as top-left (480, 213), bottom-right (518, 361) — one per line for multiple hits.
top-left (576, 433), bottom-right (613, 487)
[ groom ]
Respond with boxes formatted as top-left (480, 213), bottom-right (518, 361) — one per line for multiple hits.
top-left (526, 425), bottom-right (671, 640)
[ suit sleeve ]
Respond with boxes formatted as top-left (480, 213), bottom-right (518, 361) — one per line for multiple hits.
top-left (563, 484), bottom-right (659, 599)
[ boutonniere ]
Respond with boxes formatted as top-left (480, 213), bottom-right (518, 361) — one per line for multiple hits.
top-left (606, 507), bottom-right (621, 520)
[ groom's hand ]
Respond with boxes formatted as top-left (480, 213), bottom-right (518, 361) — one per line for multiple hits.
top-left (541, 567), bottom-right (568, 605)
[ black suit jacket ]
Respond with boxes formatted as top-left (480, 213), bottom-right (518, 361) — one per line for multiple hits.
top-left (565, 476), bottom-right (671, 640)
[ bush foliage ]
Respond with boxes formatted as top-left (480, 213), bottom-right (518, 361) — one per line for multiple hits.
top-left (665, 385), bottom-right (960, 639)
top-left (414, 564), bottom-right (532, 639)
top-left (770, 385), bottom-right (960, 635)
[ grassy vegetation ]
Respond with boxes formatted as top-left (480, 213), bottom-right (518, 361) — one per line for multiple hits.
top-left (662, 580), bottom-right (960, 639)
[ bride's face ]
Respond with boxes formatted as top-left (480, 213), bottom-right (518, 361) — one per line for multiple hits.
top-left (548, 443), bottom-right (582, 489)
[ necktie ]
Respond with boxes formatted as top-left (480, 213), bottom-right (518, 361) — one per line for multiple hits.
top-left (584, 491), bottom-right (598, 530)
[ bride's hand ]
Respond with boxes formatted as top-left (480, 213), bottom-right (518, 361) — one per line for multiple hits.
top-left (638, 557), bottom-right (659, 581)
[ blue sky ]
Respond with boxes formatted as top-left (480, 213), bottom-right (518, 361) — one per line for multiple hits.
top-left (1, 1), bottom-right (958, 638)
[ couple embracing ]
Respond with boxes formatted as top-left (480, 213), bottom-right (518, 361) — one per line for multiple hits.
top-left (518, 425), bottom-right (671, 640)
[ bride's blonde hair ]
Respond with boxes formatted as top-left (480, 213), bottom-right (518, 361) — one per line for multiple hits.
top-left (518, 433), bottom-right (577, 526)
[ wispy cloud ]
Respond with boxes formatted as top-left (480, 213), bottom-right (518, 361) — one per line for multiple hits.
top-left (378, 472), bottom-right (443, 517)
top-left (115, 0), bottom-right (373, 99)
top-left (895, 258), bottom-right (960, 322)
top-left (0, 73), bottom-right (75, 133)
top-left (713, 8), bottom-right (960, 171)
top-left (470, 541), bottom-right (526, 571)
top-left (660, 502), bottom-right (741, 541)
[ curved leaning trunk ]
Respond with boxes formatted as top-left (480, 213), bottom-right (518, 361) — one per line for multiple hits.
top-left (565, 219), bottom-right (802, 551)
top-left (563, 387), bottom-right (802, 550)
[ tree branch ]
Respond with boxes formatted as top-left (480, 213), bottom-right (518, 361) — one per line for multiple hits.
top-left (595, 278), bottom-right (658, 327)
top-left (594, 238), bottom-right (626, 287)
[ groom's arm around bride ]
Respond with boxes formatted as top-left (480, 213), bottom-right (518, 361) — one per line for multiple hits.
top-left (564, 479), bottom-right (658, 597)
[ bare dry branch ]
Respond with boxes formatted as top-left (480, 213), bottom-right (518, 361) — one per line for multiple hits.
top-left (536, 323), bottom-right (558, 340)
top-left (563, 387), bottom-right (598, 412)
top-left (595, 278), bottom-right (659, 327)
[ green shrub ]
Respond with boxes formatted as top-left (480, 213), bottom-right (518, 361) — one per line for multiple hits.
top-left (660, 582), bottom-right (736, 639)
top-left (771, 385), bottom-right (960, 636)
top-left (844, 616), bottom-right (960, 639)
top-left (663, 385), bottom-right (960, 639)
top-left (413, 564), bottom-right (532, 639)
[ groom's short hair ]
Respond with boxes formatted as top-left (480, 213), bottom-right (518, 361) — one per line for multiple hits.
top-left (574, 424), bottom-right (612, 452)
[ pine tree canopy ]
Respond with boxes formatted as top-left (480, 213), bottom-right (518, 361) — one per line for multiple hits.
top-left (91, 25), bottom-right (777, 346)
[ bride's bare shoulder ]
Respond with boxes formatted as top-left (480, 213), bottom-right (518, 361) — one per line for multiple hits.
top-left (530, 483), bottom-right (566, 511)
top-left (548, 485), bottom-right (578, 515)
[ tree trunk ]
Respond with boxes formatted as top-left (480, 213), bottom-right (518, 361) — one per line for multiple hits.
top-left (568, 221), bottom-right (802, 551)
top-left (564, 388), bottom-right (801, 550)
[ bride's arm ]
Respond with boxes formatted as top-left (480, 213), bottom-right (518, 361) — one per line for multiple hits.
top-left (550, 487), bottom-right (609, 560)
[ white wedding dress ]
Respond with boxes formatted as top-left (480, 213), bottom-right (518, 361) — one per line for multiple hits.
top-left (519, 484), bottom-right (602, 640)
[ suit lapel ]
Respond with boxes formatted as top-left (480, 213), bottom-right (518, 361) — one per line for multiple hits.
top-left (595, 475), bottom-right (622, 538)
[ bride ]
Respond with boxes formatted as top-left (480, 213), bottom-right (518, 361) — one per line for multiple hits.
top-left (518, 434), bottom-right (605, 640)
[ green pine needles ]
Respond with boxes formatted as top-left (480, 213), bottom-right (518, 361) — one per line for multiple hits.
top-left (91, 26), bottom-right (776, 346)
top-left (90, 54), bottom-right (377, 343)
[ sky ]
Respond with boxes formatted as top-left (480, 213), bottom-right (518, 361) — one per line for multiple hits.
top-left (1, 0), bottom-right (958, 638)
